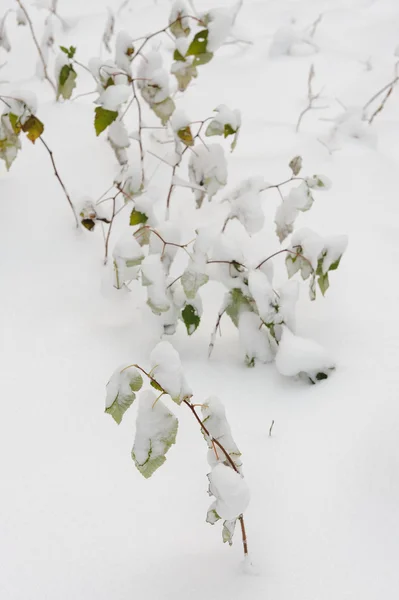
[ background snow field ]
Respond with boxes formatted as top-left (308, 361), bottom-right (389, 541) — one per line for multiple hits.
top-left (1, 0), bottom-right (399, 599)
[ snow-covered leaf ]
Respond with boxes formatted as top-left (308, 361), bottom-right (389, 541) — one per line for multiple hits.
top-left (131, 390), bottom-right (178, 478)
top-left (150, 341), bottom-right (192, 404)
top-left (208, 463), bottom-right (250, 520)
top-left (105, 365), bottom-right (143, 424)
top-left (181, 267), bottom-right (209, 299)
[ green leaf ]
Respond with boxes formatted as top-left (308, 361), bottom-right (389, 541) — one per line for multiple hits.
top-left (192, 51), bottom-right (213, 67)
top-left (150, 380), bottom-right (164, 393)
top-left (226, 288), bottom-right (254, 327)
top-left (105, 366), bottom-right (143, 425)
top-left (224, 123), bottom-right (236, 138)
top-left (81, 218), bottom-right (95, 231)
top-left (60, 45), bottom-right (76, 59)
top-left (173, 49), bottom-right (186, 62)
top-left (317, 272), bottom-right (329, 296)
top-left (58, 64), bottom-right (77, 100)
top-left (21, 115), bottom-right (44, 143)
top-left (131, 391), bottom-right (178, 478)
top-left (187, 29), bottom-right (209, 56)
top-left (94, 107), bottom-right (118, 136)
top-left (130, 208), bottom-right (148, 226)
top-left (182, 304), bottom-right (200, 335)
top-left (8, 113), bottom-right (21, 135)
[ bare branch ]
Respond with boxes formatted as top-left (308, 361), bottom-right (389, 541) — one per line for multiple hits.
top-left (15, 0), bottom-right (56, 93)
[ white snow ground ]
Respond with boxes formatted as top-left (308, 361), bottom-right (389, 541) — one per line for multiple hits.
top-left (1, 0), bottom-right (399, 598)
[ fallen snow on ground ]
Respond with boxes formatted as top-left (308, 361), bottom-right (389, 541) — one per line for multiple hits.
top-left (1, 0), bottom-right (399, 599)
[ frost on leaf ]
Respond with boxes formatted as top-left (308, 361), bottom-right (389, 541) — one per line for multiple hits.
top-left (188, 144), bottom-right (227, 207)
top-left (275, 327), bottom-right (335, 384)
top-left (150, 341), bottom-right (192, 404)
top-left (131, 390), bottom-right (178, 478)
top-left (105, 365), bottom-right (143, 424)
top-left (202, 397), bottom-right (243, 471)
top-left (208, 463), bottom-right (250, 521)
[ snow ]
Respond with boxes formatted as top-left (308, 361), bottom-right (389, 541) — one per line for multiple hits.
top-left (115, 31), bottom-right (134, 74)
top-left (98, 84), bottom-right (131, 111)
top-left (2, 0), bottom-right (399, 598)
top-left (149, 341), bottom-right (192, 404)
top-left (131, 390), bottom-right (178, 478)
top-left (208, 463), bottom-right (250, 521)
top-left (188, 143), bottom-right (227, 204)
top-left (275, 327), bottom-right (335, 379)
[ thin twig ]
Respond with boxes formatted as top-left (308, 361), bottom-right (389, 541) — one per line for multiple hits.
top-left (309, 14), bottom-right (323, 38)
top-left (39, 137), bottom-right (78, 227)
top-left (365, 62), bottom-right (399, 124)
top-left (15, 0), bottom-right (56, 93)
top-left (269, 420), bottom-right (275, 437)
top-left (296, 64), bottom-right (325, 133)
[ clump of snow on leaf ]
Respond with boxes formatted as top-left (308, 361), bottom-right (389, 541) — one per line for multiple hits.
top-left (208, 463), bottom-right (250, 520)
top-left (226, 177), bottom-right (265, 234)
top-left (201, 396), bottom-right (242, 471)
top-left (105, 365), bottom-right (143, 424)
top-left (131, 390), bottom-right (178, 478)
top-left (275, 327), bottom-right (335, 382)
top-left (150, 341), bottom-right (192, 404)
top-left (188, 144), bottom-right (227, 206)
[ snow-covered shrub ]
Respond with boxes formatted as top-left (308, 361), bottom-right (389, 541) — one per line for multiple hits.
top-left (105, 342), bottom-right (250, 554)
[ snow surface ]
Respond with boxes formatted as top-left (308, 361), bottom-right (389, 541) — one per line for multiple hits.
top-left (1, 0), bottom-right (399, 599)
